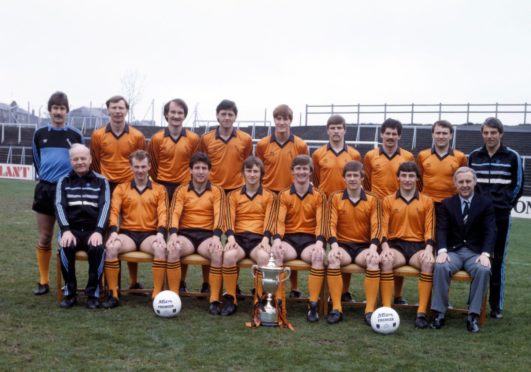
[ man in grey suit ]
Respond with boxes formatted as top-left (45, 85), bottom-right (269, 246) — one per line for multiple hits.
top-left (431, 167), bottom-right (496, 333)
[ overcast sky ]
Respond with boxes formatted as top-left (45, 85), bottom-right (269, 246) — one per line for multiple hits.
top-left (1, 0), bottom-right (529, 125)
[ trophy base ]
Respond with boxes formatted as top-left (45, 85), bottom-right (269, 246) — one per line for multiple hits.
top-left (259, 311), bottom-right (278, 327)
top-left (260, 321), bottom-right (279, 327)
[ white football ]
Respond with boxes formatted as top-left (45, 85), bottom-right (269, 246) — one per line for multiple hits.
top-left (153, 290), bottom-right (182, 318)
top-left (370, 307), bottom-right (400, 334)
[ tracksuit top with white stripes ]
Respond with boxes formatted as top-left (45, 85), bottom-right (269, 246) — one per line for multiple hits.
top-left (55, 170), bottom-right (111, 234)
top-left (468, 144), bottom-right (524, 210)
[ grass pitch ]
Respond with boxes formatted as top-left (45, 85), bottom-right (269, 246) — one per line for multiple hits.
top-left (1, 179), bottom-right (530, 371)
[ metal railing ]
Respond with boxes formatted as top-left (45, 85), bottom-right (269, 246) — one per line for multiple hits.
top-left (0, 145), bottom-right (32, 164)
top-left (192, 120), bottom-right (273, 137)
top-left (305, 103), bottom-right (530, 126)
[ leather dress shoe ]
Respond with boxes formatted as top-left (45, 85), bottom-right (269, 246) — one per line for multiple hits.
top-left (86, 297), bottom-right (100, 309)
top-left (415, 313), bottom-right (429, 329)
top-left (490, 309), bottom-right (503, 320)
top-left (101, 295), bottom-right (120, 309)
top-left (208, 301), bottom-right (221, 315)
top-left (341, 292), bottom-right (355, 302)
top-left (364, 312), bottom-right (373, 326)
top-left (394, 296), bottom-right (408, 305)
top-left (326, 310), bottom-right (343, 324)
top-left (33, 283), bottom-right (50, 296)
top-left (60, 296), bottom-right (77, 309)
top-left (430, 312), bottom-right (446, 329)
top-left (289, 289), bottom-right (302, 299)
top-left (467, 313), bottom-right (480, 333)
top-left (221, 295), bottom-right (237, 316)
top-left (307, 301), bottom-right (319, 322)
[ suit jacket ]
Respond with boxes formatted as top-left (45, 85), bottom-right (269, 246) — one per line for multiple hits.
top-left (436, 193), bottom-right (497, 255)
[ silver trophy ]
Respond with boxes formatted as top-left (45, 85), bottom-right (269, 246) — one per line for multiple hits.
top-left (252, 253), bottom-right (291, 327)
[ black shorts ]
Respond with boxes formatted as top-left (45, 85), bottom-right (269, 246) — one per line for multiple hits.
top-left (120, 230), bottom-right (156, 248)
top-left (235, 232), bottom-right (263, 258)
top-left (338, 241), bottom-right (370, 262)
top-left (179, 229), bottom-right (212, 250)
top-left (158, 181), bottom-right (180, 202)
top-left (32, 181), bottom-right (57, 216)
top-left (388, 239), bottom-right (425, 264)
top-left (283, 233), bottom-right (316, 258)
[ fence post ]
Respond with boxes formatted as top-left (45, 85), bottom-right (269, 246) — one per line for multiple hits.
top-left (438, 103), bottom-right (442, 120)
top-left (305, 104), bottom-right (308, 126)
top-left (18, 125), bottom-right (21, 144)
top-left (356, 103), bottom-right (360, 125)
top-left (384, 103), bottom-right (387, 121)
top-left (524, 103), bottom-right (528, 125)
top-left (411, 103), bottom-right (415, 124)
top-left (495, 102), bottom-right (499, 118)
top-left (466, 103), bottom-right (470, 123)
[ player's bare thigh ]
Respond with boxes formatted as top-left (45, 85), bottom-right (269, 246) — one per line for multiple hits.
top-left (301, 244), bottom-right (325, 268)
top-left (327, 246), bottom-right (352, 268)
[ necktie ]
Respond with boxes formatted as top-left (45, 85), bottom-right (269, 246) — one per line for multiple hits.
top-left (463, 201), bottom-right (470, 224)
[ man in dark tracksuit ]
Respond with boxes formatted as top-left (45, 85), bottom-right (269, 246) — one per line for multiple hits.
top-left (55, 144), bottom-right (111, 309)
top-left (468, 117), bottom-right (524, 319)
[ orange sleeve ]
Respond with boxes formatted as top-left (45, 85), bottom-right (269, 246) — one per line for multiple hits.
top-left (255, 139), bottom-right (266, 161)
top-left (315, 192), bottom-right (326, 241)
top-left (108, 184), bottom-right (123, 232)
top-left (349, 147), bottom-right (361, 161)
top-left (212, 186), bottom-right (226, 235)
top-left (424, 197), bottom-right (435, 244)
top-left (262, 191), bottom-right (277, 237)
top-left (137, 130), bottom-right (146, 151)
top-left (90, 130), bottom-right (101, 173)
top-left (370, 196), bottom-right (383, 244)
top-left (244, 135), bottom-right (253, 158)
top-left (275, 192), bottom-right (288, 238)
top-left (460, 152), bottom-right (468, 167)
top-left (156, 185), bottom-right (168, 234)
top-left (147, 133), bottom-right (160, 181)
top-left (381, 196), bottom-right (391, 241)
top-left (298, 139), bottom-right (309, 155)
top-left (327, 193), bottom-right (339, 243)
top-left (312, 149), bottom-right (321, 187)
top-left (416, 152), bottom-right (425, 192)
top-left (169, 186), bottom-right (185, 234)
top-left (363, 153), bottom-right (372, 191)
top-left (227, 191), bottom-right (237, 234)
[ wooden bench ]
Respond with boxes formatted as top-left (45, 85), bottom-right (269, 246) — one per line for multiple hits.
top-left (323, 264), bottom-right (487, 325)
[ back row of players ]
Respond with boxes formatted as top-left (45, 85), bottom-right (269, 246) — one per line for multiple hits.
top-left (32, 92), bottom-right (523, 330)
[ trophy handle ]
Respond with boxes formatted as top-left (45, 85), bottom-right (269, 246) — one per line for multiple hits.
top-left (251, 265), bottom-right (259, 278)
top-left (281, 267), bottom-right (291, 282)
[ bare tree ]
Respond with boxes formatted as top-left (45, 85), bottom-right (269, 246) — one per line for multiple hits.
top-left (120, 70), bottom-right (145, 123)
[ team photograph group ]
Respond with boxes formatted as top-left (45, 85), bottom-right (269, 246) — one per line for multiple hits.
top-left (32, 90), bottom-right (524, 334)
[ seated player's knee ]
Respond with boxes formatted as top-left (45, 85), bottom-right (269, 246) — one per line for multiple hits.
top-left (223, 249), bottom-right (238, 266)
top-left (420, 260), bottom-right (434, 273)
top-left (210, 249), bottom-right (223, 266)
top-left (254, 249), bottom-right (269, 266)
top-left (327, 251), bottom-right (341, 268)
top-left (152, 244), bottom-right (166, 259)
top-left (39, 232), bottom-right (53, 247)
top-left (380, 255), bottom-right (394, 271)
top-left (105, 244), bottom-right (119, 259)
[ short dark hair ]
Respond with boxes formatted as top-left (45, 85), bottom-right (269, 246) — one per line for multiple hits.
top-left (291, 154), bottom-right (313, 172)
top-left (106, 95), bottom-right (129, 110)
top-left (242, 156), bottom-right (264, 180)
top-left (397, 161), bottom-right (420, 178)
top-left (216, 99), bottom-right (237, 115)
top-left (190, 152), bottom-right (211, 169)
top-left (381, 118), bottom-right (402, 135)
top-left (47, 91), bottom-right (69, 112)
top-left (129, 149), bottom-right (150, 164)
top-left (482, 117), bottom-right (504, 134)
top-left (343, 160), bottom-right (364, 178)
top-left (164, 99), bottom-right (188, 119)
top-left (432, 120), bottom-right (453, 134)
top-left (273, 104), bottom-right (293, 121)
top-left (327, 114), bottom-right (346, 129)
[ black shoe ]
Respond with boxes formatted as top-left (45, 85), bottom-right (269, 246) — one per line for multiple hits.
top-left (33, 283), bottom-right (49, 296)
top-left (415, 313), bottom-right (429, 329)
top-left (101, 295), bottom-right (120, 309)
top-left (490, 309), bottom-right (503, 320)
top-left (430, 312), bottom-right (446, 329)
top-left (200, 282), bottom-right (211, 295)
top-left (208, 301), bottom-right (221, 315)
top-left (326, 310), bottom-right (343, 324)
top-left (467, 313), bottom-right (480, 333)
top-left (221, 295), bottom-right (237, 316)
top-left (307, 301), bottom-right (319, 322)
top-left (236, 284), bottom-right (245, 301)
top-left (86, 297), bottom-right (100, 309)
top-left (289, 289), bottom-right (302, 299)
top-left (394, 296), bottom-right (408, 305)
top-left (341, 292), bottom-right (355, 302)
top-left (364, 312), bottom-right (373, 326)
top-left (60, 296), bottom-right (77, 309)
top-left (179, 280), bottom-right (187, 294)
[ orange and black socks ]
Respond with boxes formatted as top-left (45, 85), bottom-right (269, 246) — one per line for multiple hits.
top-left (327, 268), bottom-right (343, 312)
top-left (223, 266), bottom-right (238, 302)
top-left (308, 268), bottom-right (325, 303)
top-left (209, 266), bottom-right (222, 302)
top-left (417, 272), bottom-right (433, 314)
top-left (166, 260), bottom-right (181, 293)
top-left (151, 259), bottom-right (166, 299)
top-left (36, 244), bottom-right (52, 285)
top-left (364, 270), bottom-right (380, 313)
top-left (380, 271), bottom-right (394, 308)
top-left (104, 259), bottom-right (120, 298)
